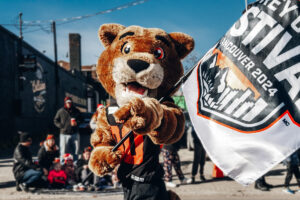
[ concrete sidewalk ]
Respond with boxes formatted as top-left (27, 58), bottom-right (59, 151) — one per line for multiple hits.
top-left (1, 149), bottom-right (300, 200)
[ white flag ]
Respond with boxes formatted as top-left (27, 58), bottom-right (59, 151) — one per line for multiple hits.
top-left (183, 0), bottom-right (300, 185)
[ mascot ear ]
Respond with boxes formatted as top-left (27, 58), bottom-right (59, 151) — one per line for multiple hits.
top-left (169, 32), bottom-right (195, 59)
top-left (98, 24), bottom-right (126, 48)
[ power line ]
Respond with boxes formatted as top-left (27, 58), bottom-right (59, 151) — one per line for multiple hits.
top-left (21, 0), bottom-right (148, 34)
top-left (24, 0), bottom-right (148, 25)
top-left (0, 23), bottom-right (40, 26)
top-left (54, 0), bottom-right (148, 26)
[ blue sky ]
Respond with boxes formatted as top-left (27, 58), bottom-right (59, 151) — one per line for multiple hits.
top-left (0, 0), bottom-right (256, 66)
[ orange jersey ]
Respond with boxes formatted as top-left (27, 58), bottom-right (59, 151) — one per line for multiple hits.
top-left (106, 107), bottom-right (164, 183)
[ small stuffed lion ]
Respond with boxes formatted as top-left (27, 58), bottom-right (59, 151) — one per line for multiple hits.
top-left (89, 24), bottom-right (194, 200)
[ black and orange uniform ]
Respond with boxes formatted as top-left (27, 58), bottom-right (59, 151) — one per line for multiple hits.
top-left (106, 106), bottom-right (169, 200)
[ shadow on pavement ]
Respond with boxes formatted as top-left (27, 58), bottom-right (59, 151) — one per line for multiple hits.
top-left (0, 181), bottom-right (16, 189)
top-left (265, 169), bottom-right (286, 176)
top-left (202, 177), bottom-right (233, 183)
top-left (180, 161), bottom-right (193, 166)
top-left (272, 183), bottom-right (298, 188)
top-left (34, 188), bottom-right (123, 196)
top-left (190, 177), bottom-right (234, 185)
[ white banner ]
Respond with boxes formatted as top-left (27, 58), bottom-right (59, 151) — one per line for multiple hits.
top-left (183, 0), bottom-right (300, 185)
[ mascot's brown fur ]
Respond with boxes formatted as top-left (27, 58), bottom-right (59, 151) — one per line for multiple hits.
top-left (89, 24), bottom-right (194, 199)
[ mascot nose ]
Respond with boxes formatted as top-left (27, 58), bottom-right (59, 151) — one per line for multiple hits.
top-left (127, 59), bottom-right (150, 73)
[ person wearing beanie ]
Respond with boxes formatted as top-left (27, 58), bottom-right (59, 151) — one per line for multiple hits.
top-left (54, 96), bottom-right (82, 161)
top-left (37, 134), bottom-right (59, 177)
top-left (13, 132), bottom-right (42, 192)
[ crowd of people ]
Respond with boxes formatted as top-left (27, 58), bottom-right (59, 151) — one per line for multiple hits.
top-left (13, 132), bottom-right (116, 192)
top-left (13, 97), bottom-right (116, 192)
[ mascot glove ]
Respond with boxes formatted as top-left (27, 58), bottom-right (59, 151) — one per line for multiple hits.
top-left (114, 97), bottom-right (164, 135)
top-left (88, 146), bottom-right (123, 176)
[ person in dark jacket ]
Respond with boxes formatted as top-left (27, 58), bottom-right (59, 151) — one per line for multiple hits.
top-left (75, 146), bottom-right (105, 191)
top-left (75, 147), bottom-right (93, 183)
top-left (190, 126), bottom-right (207, 183)
top-left (37, 134), bottom-right (59, 176)
top-left (54, 96), bottom-right (82, 161)
top-left (13, 132), bottom-right (42, 192)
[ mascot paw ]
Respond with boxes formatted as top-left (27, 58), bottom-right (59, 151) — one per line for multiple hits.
top-left (88, 146), bottom-right (122, 176)
top-left (90, 128), bottom-right (115, 147)
top-left (114, 97), bottom-right (163, 134)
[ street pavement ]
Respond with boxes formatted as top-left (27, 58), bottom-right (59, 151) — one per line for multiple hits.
top-left (1, 149), bottom-right (300, 200)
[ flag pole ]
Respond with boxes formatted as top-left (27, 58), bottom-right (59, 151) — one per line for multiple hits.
top-left (245, 0), bottom-right (248, 10)
top-left (112, 63), bottom-right (198, 152)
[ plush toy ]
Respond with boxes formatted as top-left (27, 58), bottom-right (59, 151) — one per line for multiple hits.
top-left (89, 24), bottom-right (194, 200)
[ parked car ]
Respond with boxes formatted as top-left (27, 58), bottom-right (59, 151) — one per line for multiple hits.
top-left (79, 112), bottom-right (93, 135)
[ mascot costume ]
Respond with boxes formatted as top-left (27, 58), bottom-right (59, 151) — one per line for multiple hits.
top-left (88, 23), bottom-right (194, 200)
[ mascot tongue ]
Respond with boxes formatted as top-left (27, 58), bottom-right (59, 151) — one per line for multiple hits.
top-left (127, 82), bottom-right (146, 95)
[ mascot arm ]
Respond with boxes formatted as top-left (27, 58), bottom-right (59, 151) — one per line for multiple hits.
top-left (149, 101), bottom-right (185, 145)
top-left (114, 97), bottom-right (185, 145)
top-left (88, 108), bottom-right (123, 176)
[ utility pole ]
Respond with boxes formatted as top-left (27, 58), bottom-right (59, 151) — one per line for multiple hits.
top-left (19, 13), bottom-right (23, 39)
top-left (51, 21), bottom-right (59, 109)
top-left (245, 0), bottom-right (248, 11)
top-left (18, 12), bottom-right (23, 75)
top-left (14, 12), bottom-right (23, 118)
top-left (17, 13), bottom-right (23, 92)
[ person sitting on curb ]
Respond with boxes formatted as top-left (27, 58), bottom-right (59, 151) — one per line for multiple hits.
top-left (48, 158), bottom-right (67, 189)
top-left (37, 134), bottom-right (59, 181)
top-left (75, 146), bottom-right (113, 191)
top-left (13, 132), bottom-right (42, 192)
top-left (62, 153), bottom-right (77, 187)
top-left (75, 146), bottom-right (98, 191)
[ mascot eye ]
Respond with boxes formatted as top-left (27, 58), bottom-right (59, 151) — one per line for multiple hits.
top-left (121, 43), bottom-right (131, 54)
top-left (154, 47), bottom-right (164, 59)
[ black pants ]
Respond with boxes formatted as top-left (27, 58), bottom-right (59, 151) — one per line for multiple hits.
top-left (285, 164), bottom-right (300, 187)
top-left (122, 179), bottom-right (169, 200)
top-left (191, 141), bottom-right (206, 176)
